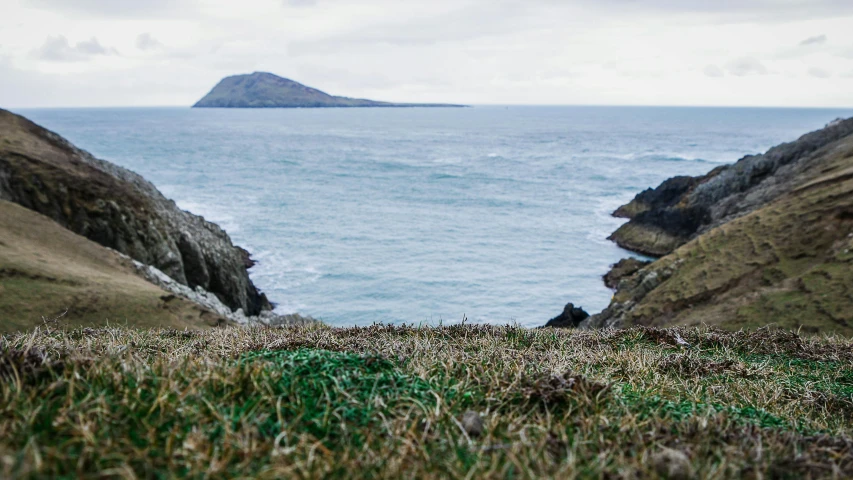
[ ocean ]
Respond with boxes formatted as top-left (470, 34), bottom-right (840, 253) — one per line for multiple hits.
top-left (15, 106), bottom-right (853, 327)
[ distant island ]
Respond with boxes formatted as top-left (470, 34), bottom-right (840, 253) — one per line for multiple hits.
top-left (192, 72), bottom-right (467, 108)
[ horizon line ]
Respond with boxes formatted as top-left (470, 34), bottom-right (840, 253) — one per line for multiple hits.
top-left (9, 103), bottom-right (853, 110)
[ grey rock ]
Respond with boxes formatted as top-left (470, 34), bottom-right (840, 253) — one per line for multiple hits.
top-left (461, 411), bottom-right (484, 438)
top-left (544, 303), bottom-right (590, 329)
top-left (603, 257), bottom-right (651, 289)
top-left (580, 260), bottom-right (682, 329)
top-left (610, 117), bottom-right (853, 257)
top-left (131, 257), bottom-right (315, 327)
top-left (650, 448), bottom-right (692, 480)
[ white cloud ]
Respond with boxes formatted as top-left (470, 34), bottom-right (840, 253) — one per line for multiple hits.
top-left (703, 65), bottom-right (725, 77)
top-left (25, 0), bottom-right (195, 18)
top-left (76, 37), bottom-right (110, 55)
top-left (2, 0), bottom-right (853, 107)
top-left (31, 35), bottom-right (116, 62)
top-left (808, 67), bottom-right (831, 78)
top-left (726, 57), bottom-right (769, 76)
top-left (135, 32), bottom-right (162, 51)
top-left (800, 34), bottom-right (828, 45)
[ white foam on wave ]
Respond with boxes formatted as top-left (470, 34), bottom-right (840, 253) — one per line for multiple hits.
top-left (607, 151), bottom-right (732, 164)
top-left (168, 196), bottom-right (242, 234)
top-left (582, 195), bottom-right (633, 247)
top-left (247, 251), bottom-right (323, 316)
top-left (249, 251), bottom-right (323, 290)
top-left (430, 157), bottom-right (463, 165)
top-left (271, 299), bottom-right (309, 316)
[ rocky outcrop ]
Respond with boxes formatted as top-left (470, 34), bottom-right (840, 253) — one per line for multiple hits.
top-left (581, 118), bottom-right (853, 335)
top-left (193, 72), bottom-right (466, 109)
top-left (603, 258), bottom-right (652, 289)
top-left (610, 118), bottom-right (853, 257)
top-left (0, 109), bottom-right (270, 315)
top-left (543, 303), bottom-right (590, 329)
top-left (132, 258), bottom-right (314, 327)
top-left (612, 175), bottom-right (703, 219)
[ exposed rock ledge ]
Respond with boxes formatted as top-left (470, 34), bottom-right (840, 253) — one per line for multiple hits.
top-left (609, 117), bottom-right (853, 257)
top-left (131, 257), bottom-right (315, 327)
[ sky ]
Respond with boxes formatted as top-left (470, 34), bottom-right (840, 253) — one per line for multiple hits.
top-left (1, 0), bottom-right (853, 108)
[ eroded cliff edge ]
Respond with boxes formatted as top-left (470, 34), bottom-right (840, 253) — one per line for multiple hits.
top-left (580, 118), bottom-right (853, 335)
top-left (0, 108), bottom-right (271, 316)
top-left (609, 118), bottom-right (853, 256)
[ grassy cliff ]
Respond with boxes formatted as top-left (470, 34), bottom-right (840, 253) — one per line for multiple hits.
top-left (2, 324), bottom-right (852, 478)
top-left (0, 200), bottom-right (225, 333)
top-left (586, 123), bottom-right (853, 334)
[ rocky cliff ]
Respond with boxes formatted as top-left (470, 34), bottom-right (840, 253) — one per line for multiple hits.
top-left (193, 72), bottom-right (466, 108)
top-left (0, 109), bottom-right (270, 316)
top-left (580, 118), bottom-right (853, 334)
top-left (610, 118), bottom-right (853, 257)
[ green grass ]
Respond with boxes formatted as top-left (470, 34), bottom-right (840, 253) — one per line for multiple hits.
top-left (2, 324), bottom-right (853, 478)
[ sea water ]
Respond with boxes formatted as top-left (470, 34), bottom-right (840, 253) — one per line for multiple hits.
top-left (16, 106), bottom-right (853, 327)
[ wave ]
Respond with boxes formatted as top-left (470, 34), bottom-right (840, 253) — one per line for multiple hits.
top-left (608, 152), bottom-right (728, 164)
top-left (429, 157), bottom-right (463, 165)
top-left (249, 251), bottom-right (322, 289)
top-left (429, 173), bottom-right (463, 181)
top-left (170, 198), bottom-right (242, 233)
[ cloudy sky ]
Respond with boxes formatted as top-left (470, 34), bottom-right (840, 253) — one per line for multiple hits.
top-left (2, 0), bottom-right (853, 108)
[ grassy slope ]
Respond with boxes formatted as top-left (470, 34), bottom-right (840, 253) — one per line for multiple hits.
top-left (0, 200), bottom-right (224, 332)
top-left (2, 324), bottom-right (852, 478)
top-left (609, 133), bottom-right (853, 334)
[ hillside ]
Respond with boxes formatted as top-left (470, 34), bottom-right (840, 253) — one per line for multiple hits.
top-left (192, 72), bottom-right (466, 108)
top-left (0, 200), bottom-right (225, 332)
top-left (3, 324), bottom-right (852, 478)
top-left (609, 117), bottom-right (853, 257)
top-left (581, 118), bottom-right (853, 333)
top-left (0, 108), bottom-right (270, 316)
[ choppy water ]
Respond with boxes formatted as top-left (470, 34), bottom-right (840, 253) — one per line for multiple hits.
top-left (16, 106), bottom-right (853, 326)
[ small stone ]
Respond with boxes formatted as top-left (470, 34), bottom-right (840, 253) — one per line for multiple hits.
top-left (460, 411), bottom-right (484, 438)
top-left (650, 448), bottom-right (692, 480)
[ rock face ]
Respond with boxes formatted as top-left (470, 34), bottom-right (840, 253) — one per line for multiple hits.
top-left (582, 117), bottom-right (853, 335)
top-left (610, 118), bottom-right (853, 257)
top-left (193, 72), bottom-right (466, 109)
top-left (603, 258), bottom-right (651, 289)
top-left (0, 109), bottom-right (270, 315)
top-left (544, 303), bottom-right (590, 329)
top-left (132, 259), bottom-right (315, 327)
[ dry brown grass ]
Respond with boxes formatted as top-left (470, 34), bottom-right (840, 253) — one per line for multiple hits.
top-left (2, 324), bottom-right (853, 479)
top-left (0, 200), bottom-right (224, 332)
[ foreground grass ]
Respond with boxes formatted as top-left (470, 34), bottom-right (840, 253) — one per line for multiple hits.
top-left (2, 325), bottom-right (853, 479)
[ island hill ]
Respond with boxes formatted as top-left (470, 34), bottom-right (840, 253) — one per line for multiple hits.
top-left (192, 72), bottom-right (466, 108)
